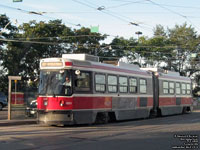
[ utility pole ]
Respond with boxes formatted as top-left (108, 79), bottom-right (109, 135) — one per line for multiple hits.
top-left (135, 31), bottom-right (142, 66)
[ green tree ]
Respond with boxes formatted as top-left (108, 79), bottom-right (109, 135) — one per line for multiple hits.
top-left (153, 24), bottom-right (166, 37)
top-left (0, 14), bottom-right (18, 93)
top-left (72, 27), bottom-right (106, 55)
top-left (1, 19), bottom-right (106, 91)
top-left (2, 20), bottom-right (73, 85)
top-left (168, 23), bottom-right (200, 75)
top-left (135, 35), bottom-right (173, 68)
top-left (134, 23), bottom-right (200, 73)
top-left (100, 37), bottom-right (137, 62)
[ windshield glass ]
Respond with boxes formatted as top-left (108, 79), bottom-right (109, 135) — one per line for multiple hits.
top-left (38, 70), bottom-right (72, 96)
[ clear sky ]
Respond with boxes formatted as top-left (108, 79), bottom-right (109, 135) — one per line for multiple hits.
top-left (0, 0), bottom-right (200, 43)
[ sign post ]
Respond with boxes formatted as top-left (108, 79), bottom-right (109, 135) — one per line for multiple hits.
top-left (8, 76), bottom-right (21, 120)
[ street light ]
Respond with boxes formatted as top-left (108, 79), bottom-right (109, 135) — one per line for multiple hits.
top-left (135, 31), bottom-right (142, 39)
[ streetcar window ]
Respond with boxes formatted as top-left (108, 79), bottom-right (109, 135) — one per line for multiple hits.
top-left (129, 77), bottom-right (137, 93)
top-left (108, 75), bottom-right (117, 93)
top-left (169, 82), bottom-right (175, 94)
top-left (119, 76), bottom-right (128, 93)
top-left (95, 74), bottom-right (106, 92)
top-left (176, 82), bottom-right (181, 94)
top-left (181, 83), bottom-right (186, 94)
top-left (186, 84), bottom-right (191, 95)
top-left (139, 79), bottom-right (147, 94)
top-left (74, 72), bottom-right (91, 92)
top-left (38, 70), bottom-right (72, 96)
top-left (163, 81), bottom-right (169, 94)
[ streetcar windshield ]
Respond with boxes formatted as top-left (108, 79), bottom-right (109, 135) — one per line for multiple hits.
top-left (38, 70), bottom-right (72, 96)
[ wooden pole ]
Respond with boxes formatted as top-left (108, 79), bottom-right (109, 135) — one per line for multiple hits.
top-left (8, 78), bottom-right (11, 120)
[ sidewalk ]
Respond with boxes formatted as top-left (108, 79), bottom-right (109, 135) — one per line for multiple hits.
top-left (0, 119), bottom-right (37, 127)
top-left (0, 107), bottom-right (37, 126)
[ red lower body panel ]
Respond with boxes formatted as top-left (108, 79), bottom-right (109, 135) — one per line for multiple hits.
top-left (37, 96), bottom-right (112, 111)
top-left (159, 97), bottom-right (193, 106)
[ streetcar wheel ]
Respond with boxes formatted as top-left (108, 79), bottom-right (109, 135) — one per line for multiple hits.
top-left (95, 112), bottom-right (109, 124)
top-left (182, 107), bottom-right (187, 114)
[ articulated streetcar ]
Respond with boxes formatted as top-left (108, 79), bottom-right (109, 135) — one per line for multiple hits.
top-left (37, 54), bottom-right (193, 125)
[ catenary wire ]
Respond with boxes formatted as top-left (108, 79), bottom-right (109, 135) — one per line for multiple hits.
top-left (147, 0), bottom-right (200, 31)
top-left (72, 0), bottom-right (154, 32)
top-left (1, 37), bottom-right (199, 52)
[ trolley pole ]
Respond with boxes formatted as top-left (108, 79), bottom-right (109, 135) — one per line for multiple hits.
top-left (8, 76), bottom-right (21, 120)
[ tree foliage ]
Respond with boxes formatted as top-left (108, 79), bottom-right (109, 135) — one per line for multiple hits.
top-left (0, 14), bottom-right (18, 93)
top-left (99, 37), bottom-right (137, 62)
top-left (0, 16), bottom-right (106, 93)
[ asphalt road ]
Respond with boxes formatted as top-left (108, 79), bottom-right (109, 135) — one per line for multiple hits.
top-left (0, 110), bottom-right (200, 150)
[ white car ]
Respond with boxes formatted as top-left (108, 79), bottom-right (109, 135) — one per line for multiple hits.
top-left (26, 100), bottom-right (37, 117)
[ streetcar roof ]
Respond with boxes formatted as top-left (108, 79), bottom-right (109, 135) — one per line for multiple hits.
top-left (62, 53), bottom-right (99, 62)
top-left (40, 54), bottom-right (150, 77)
top-left (141, 67), bottom-right (190, 82)
top-left (39, 54), bottom-right (191, 82)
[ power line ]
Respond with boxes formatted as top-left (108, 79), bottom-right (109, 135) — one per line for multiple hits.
top-left (149, 3), bottom-right (200, 10)
top-left (147, 0), bottom-right (187, 18)
top-left (25, 0), bottom-right (200, 31)
top-left (0, 38), bottom-right (58, 45)
top-left (109, 0), bottom-right (200, 10)
top-left (0, 4), bottom-right (80, 27)
top-left (1, 2), bottom-right (199, 44)
top-left (73, 0), bottom-right (129, 22)
top-left (1, 1), bottom-right (152, 38)
top-left (72, 0), bottom-right (153, 32)
top-left (106, 0), bottom-right (148, 9)
top-left (10, 34), bottom-right (107, 40)
top-left (87, 0), bottom-right (153, 31)
top-left (1, 37), bottom-right (199, 51)
top-left (147, 0), bottom-right (200, 31)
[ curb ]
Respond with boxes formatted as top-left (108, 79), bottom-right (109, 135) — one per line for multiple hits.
top-left (0, 119), bottom-right (37, 127)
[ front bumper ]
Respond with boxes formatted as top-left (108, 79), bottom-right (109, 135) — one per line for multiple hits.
top-left (37, 110), bottom-right (73, 125)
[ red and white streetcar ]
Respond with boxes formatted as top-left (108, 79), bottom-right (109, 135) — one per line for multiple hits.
top-left (37, 54), bottom-right (193, 125)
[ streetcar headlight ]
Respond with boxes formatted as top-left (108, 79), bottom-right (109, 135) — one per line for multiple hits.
top-left (60, 100), bottom-right (65, 107)
top-left (155, 72), bottom-right (159, 77)
top-left (44, 101), bottom-right (48, 106)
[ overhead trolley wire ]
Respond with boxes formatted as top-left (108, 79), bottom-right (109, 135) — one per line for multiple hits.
top-left (84, 0), bottom-right (153, 31)
top-left (0, 4), bottom-right (81, 27)
top-left (72, 0), bottom-right (154, 32)
top-left (72, 0), bottom-right (129, 23)
top-left (109, 0), bottom-right (200, 10)
top-left (0, 38), bottom-right (58, 45)
top-left (1, 1), bottom-right (199, 46)
top-left (147, 0), bottom-right (200, 31)
top-left (105, 0), bottom-right (149, 9)
top-left (1, 37), bottom-right (197, 51)
top-left (148, 3), bottom-right (200, 10)
top-left (147, 0), bottom-right (187, 18)
top-left (0, 1), bottom-right (153, 40)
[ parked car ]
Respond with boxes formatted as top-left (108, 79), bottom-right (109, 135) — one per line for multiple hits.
top-left (26, 100), bottom-right (37, 117)
top-left (0, 92), bottom-right (7, 111)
